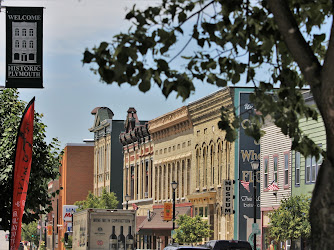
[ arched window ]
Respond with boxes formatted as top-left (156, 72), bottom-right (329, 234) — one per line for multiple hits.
top-left (15, 28), bottom-right (19, 36)
top-left (196, 148), bottom-right (200, 187)
top-left (29, 41), bottom-right (33, 48)
top-left (14, 53), bottom-right (19, 60)
top-left (22, 29), bottom-right (26, 36)
top-left (211, 144), bottom-right (214, 185)
top-left (15, 40), bottom-right (19, 48)
top-left (22, 40), bottom-right (27, 48)
top-left (29, 53), bottom-right (35, 61)
top-left (29, 29), bottom-right (34, 36)
top-left (203, 147), bottom-right (207, 187)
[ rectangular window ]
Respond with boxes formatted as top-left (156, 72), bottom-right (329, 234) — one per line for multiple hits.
top-left (284, 153), bottom-right (289, 186)
top-left (295, 152), bottom-right (300, 185)
top-left (199, 207), bottom-right (203, 217)
top-left (273, 156), bottom-right (278, 182)
top-left (264, 158), bottom-right (268, 188)
top-left (306, 157), bottom-right (311, 183)
top-left (311, 156), bottom-right (317, 182)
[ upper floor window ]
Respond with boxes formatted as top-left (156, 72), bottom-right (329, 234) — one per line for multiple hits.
top-left (22, 40), bottom-right (27, 48)
top-left (29, 29), bottom-right (34, 36)
top-left (15, 40), bottom-right (19, 48)
top-left (29, 41), bottom-right (34, 48)
top-left (263, 158), bottom-right (268, 188)
top-left (284, 153), bottom-right (289, 186)
top-left (306, 155), bottom-right (322, 183)
top-left (295, 152), bottom-right (300, 185)
top-left (273, 156), bottom-right (278, 183)
top-left (22, 29), bottom-right (27, 36)
top-left (15, 28), bottom-right (19, 36)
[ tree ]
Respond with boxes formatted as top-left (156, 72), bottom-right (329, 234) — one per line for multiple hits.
top-left (82, 1), bottom-right (334, 248)
top-left (173, 215), bottom-right (212, 245)
top-left (0, 89), bottom-right (61, 230)
top-left (21, 221), bottom-right (39, 247)
top-left (61, 234), bottom-right (72, 249)
top-left (268, 195), bottom-right (311, 249)
top-left (74, 188), bottom-right (119, 210)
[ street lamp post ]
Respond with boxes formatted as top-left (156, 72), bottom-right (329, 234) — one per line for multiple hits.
top-left (251, 160), bottom-right (259, 250)
top-left (71, 209), bottom-right (74, 233)
top-left (171, 181), bottom-right (178, 244)
top-left (44, 217), bottom-right (48, 248)
top-left (125, 194), bottom-right (131, 210)
top-left (52, 213), bottom-right (55, 250)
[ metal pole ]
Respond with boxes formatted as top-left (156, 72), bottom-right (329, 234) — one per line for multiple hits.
top-left (72, 210), bottom-right (74, 232)
top-left (172, 188), bottom-right (176, 243)
top-left (253, 169), bottom-right (257, 250)
top-left (52, 217), bottom-right (54, 250)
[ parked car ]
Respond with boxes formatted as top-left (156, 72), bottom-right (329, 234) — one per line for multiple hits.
top-left (164, 244), bottom-right (210, 250)
top-left (204, 240), bottom-right (252, 250)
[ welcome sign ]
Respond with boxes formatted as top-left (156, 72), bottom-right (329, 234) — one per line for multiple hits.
top-left (6, 7), bottom-right (43, 88)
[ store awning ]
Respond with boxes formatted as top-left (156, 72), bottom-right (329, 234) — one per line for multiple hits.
top-left (138, 206), bottom-right (191, 231)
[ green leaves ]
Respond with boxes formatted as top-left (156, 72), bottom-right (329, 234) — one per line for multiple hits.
top-left (74, 188), bottom-right (119, 210)
top-left (0, 89), bottom-right (61, 231)
top-left (269, 195), bottom-right (311, 242)
top-left (174, 215), bottom-right (213, 244)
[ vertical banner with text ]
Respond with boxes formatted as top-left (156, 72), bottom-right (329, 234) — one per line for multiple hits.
top-left (238, 92), bottom-right (260, 244)
top-left (10, 97), bottom-right (35, 250)
top-left (6, 7), bottom-right (43, 88)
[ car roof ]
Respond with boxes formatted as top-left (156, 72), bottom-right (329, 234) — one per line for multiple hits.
top-left (164, 245), bottom-right (210, 249)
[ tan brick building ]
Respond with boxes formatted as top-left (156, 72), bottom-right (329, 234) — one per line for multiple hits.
top-left (121, 88), bottom-right (239, 248)
top-left (187, 88), bottom-right (235, 241)
top-left (89, 107), bottom-right (124, 206)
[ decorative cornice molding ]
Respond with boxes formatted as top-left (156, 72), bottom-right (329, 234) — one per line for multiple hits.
top-left (149, 106), bottom-right (191, 134)
top-left (188, 88), bottom-right (233, 126)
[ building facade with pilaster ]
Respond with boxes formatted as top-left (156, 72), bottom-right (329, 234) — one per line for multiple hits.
top-left (89, 107), bottom-right (124, 207)
top-left (187, 88), bottom-right (235, 241)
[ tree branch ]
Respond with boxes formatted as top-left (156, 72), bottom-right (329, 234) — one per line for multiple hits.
top-left (267, 0), bottom-right (322, 88)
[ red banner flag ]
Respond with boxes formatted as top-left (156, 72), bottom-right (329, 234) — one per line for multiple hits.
top-left (10, 97), bottom-right (35, 250)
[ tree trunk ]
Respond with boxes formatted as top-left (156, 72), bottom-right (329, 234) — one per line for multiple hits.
top-left (310, 158), bottom-right (334, 249)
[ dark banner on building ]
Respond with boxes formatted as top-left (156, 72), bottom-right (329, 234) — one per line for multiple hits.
top-left (238, 92), bottom-right (260, 243)
top-left (10, 97), bottom-right (35, 250)
top-left (6, 7), bottom-right (43, 88)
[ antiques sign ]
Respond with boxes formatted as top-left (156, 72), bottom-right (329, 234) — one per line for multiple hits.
top-left (6, 7), bottom-right (43, 88)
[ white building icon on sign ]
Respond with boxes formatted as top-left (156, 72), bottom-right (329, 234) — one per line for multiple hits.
top-left (12, 22), bottom-right (37, 63)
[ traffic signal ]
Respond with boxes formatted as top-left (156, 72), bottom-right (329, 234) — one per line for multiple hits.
top-left (64, 232), bottom-right (68, 243)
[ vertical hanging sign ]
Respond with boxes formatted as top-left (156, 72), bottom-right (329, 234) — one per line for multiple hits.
top-left (10, 97), bottom-right (35, 250)
top-left (6, 7), bottom-right (43, 88)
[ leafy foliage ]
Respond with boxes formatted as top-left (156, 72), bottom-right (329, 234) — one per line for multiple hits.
top-left (61, 234), bottom-right (73, 249)
top-left (82, 2), bottom-right (334, 247)
top-left (21, 220), bottom-right (39, 246)
top-left (82, 0), bottom-right (331, 160)
top-left (74, 188), bottom-right (119, 210)
top-left (173, 215), bottom-right (212, 244)
top-left (0, 89), bottom-right (61, 231)
top-left (269, 195), bottom-right (311, 242)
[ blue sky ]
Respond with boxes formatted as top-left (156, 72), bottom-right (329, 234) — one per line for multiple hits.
top-left (0, 0), bottom-right (221, 148)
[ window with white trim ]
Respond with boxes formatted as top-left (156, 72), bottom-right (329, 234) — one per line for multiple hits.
top-left (306, 155), bottom-right (322, 183)
top-left (273, 156), bottom-right (278, 182)
top-left (284, 153), bottom-right (289, 186)
top-left (264, 158), bottom-right (268, 188)
top-left (295, 152), bottom-right (300, 185)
